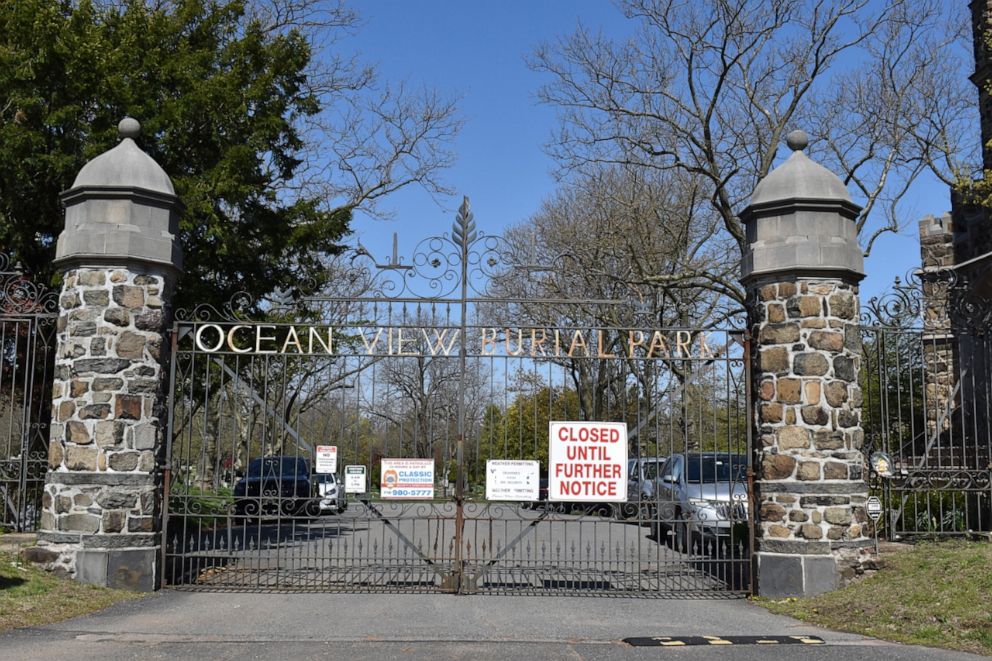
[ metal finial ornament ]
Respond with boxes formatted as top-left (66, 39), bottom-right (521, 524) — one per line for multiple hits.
top-left (452, 196), bottom-right (476, 254)
top-left (118, 117), bottom-right (141, 140)
top-left (785, 130), bottom-right (808, 151)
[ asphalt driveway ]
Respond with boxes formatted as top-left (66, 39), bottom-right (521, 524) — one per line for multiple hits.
top-left (0, 589), bottom-right (985, 660)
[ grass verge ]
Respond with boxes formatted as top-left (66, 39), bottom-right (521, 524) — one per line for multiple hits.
top-left (0, 551), bottom-right (145, 633)
top-left (756, 540), bottom-right (992, 656)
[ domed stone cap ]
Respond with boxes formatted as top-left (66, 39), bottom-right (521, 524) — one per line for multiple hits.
top-left (70, 118), bottom-right (175, 196)
top-left (749, 130), bottom-right (851, 207)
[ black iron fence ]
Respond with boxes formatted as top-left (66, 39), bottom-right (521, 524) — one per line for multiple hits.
top-left (0, 255), bottom-right (58, 532)
top-left (861, 271), bottom-right (992, 539)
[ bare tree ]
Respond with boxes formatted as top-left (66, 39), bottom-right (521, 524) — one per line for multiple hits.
top-left (249, 0), bottom-right (463, 219)
top-left (531, 0), bottom-right (977, 307)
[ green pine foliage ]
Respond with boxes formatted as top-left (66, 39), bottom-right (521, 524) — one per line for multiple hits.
top-left (0, 0), bottom-right (350, 311)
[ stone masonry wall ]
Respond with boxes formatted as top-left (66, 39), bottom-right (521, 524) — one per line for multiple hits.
top-left (38, 266), bottom-right (171, 585)
top-left (918, 215), bottom-right (959, 436)
top-left (751, 277), bottom-right (871, 586)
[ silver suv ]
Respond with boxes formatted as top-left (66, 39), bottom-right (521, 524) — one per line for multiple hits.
top-left (649, 453), bottom-right (748, 552)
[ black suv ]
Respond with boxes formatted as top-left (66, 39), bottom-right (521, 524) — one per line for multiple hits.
top-left (233, 456), bottom-right (318, 518)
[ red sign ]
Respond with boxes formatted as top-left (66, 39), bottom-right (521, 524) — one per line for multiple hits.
top-left (548, 421), bottom-right (628, 502)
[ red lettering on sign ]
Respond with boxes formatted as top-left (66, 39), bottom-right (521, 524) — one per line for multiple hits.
top-left (556, 425), bottom-right (621, 443)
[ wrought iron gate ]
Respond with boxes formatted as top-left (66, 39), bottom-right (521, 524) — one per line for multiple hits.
top-left (862, 270), bottom-right (992, 538)
top-left (0, 255), bottom-right (58, 532)
top-left (163, 203), bottom-right (752, 595)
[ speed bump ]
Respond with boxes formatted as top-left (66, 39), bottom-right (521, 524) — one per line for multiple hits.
top-left (623, 635), bottom-right (825, 646)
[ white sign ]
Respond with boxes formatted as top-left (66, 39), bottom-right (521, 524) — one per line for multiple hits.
top-left (344, 465), bottom-right (367, 493)
top-left (486, 460), bottom-right (540, 501)
top-left (866, 496), bottom-right (883, 522)
top-left (380, 458), bottom-right (434, 499)
top-left (548, 421), bottom-right (627, 502)
top-left (315, 445), bottom-right (337, 474)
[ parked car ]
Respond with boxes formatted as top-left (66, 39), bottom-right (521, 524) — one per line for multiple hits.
top-left (649, 453), bottom-right (749, 552)
top-left (315, 473), bottom-right (348, 514)
top-left (233, 456), bottom-right (317, 518)
top-left (619, 456), bottom-right (668, 519)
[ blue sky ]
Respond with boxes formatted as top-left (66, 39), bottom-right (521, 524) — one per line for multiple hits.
top-left (342, 0), bottom-right (967, 306)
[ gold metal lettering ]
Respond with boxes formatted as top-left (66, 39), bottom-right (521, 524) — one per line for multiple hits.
top-left (505, 328), bottom-right (525, 356)
top-left (698, 333), bottom-right (716, 358)
top-left (255, 325), bottom-right (277, 354)
top-left (194, 324), bottom-right (224, 353)
top-left (597, 330), bottom-right (616, 358)
top-left (422, 328), bottom-right (459, 356)
top-left (567, 330), bottom-right (589, 357)
top-left (360, 328), bottom-right (384, 354)
top-left (530, 328), bottom-right (547, 357)
top-left (280, 326), bottom-right (303, 354)
top-left (647, 331), bottom-right (670, 358)
top-left (226, 325), bottom-right (252, 353)
top-left (307, 326), bottom-right (333, 354)
top-left (481, 328), bottom-right (497, 355)
top-left (627, 330), bottom-right (645, 357)
top-left (676, 330), bottom-right (692, 357)
top-left (396, 327), bottom-right (417, 355)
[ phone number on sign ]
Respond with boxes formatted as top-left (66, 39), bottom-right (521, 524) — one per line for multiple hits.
top-left (385, 489), bottom-right (433, 498)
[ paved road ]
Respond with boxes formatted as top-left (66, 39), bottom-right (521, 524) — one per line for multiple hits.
top-left (1, 589), bottom-right (984, 661)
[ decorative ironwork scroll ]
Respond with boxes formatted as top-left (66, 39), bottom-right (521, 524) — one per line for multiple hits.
top-left (0, 252), bottom-right (57, 532)
top-left (862, 267), bottom-right (992, 334)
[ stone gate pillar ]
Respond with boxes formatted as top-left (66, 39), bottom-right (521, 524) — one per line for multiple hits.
top-left (742, 130), bottom-right (871, 597)
top-left (34, 118), bottom-right (181, 590)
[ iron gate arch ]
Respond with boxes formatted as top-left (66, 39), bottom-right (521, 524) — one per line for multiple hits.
top-left (163, 201), bottom-right (753, 595)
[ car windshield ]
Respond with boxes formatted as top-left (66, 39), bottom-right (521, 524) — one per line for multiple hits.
top-left (315, 474), bottom-right (337, 484)
top-left (683, 456), bottom-right (746, 483)
top-left (643, 460), bottom-right (664, 480)
top-left (247, 457), bottom-right (309, 478)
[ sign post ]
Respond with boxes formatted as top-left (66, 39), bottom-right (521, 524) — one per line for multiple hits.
top-left (548, 421), bottom-right (627, 502)
top-left (344, 465), bottom-right (367, 494)
top-left (315, 445), bottom-right (337, 474)
top-left (866, 495), bottom-right (882, 555)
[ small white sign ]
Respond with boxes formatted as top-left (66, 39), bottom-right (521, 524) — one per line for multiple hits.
top-left (315, 445), bottom-right (338, 474)
top-left (486, 460), bottom-right (540, 501)
top-left (380, 458), bottom-right (434, 499)
top-left (866, 496), bottom-right (883, 522)
top-left (548, 421), bottom-right (628, 502)
top-left (344, 465), bottom-right (367, 493)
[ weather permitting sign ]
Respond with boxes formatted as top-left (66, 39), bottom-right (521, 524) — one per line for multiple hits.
top-left (344, 465), bottom-right (367, 493)
top-left (548, 421), bottom-right (627, 502)
top-left (315, 445), bottom-right (337, 474)
top-left (866, 496), bottom-right (883, 522)
top-left (486, 460), bottom-right (539, 501)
